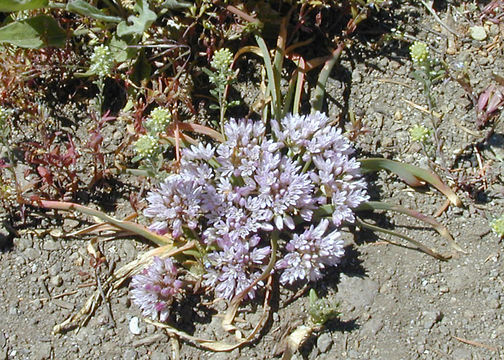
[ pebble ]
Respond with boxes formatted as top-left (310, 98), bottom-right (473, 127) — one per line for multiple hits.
top-left (121, 241), bottom-right (137, 261)
top-left (362, 317), bottom-right (383, 336)
top-left (129, 317), bottom-right (142, 335)
top-left (15, 237), bottom-right (33, 251)
top-left (146, 324), bottom-right (156, 334)
top-left (48, 263), bottom-right (61, 276)
top-left (8, 306), bottom-right (19, 316)
top-left (422, 310), bottom-right (442, 329)
top-left (123, 348), bottom-right (138, 360)
top-left (0, 331), bottom-right (5, 348)
top-left (150, 350), bottom-right (169, 360)
top-left (337, 274), bottom-right (379, 310)
top-left (132, 334), bottom-right (165, 347)
top-left (352, 69), bottom-right (362, 83)
top-left (24, 248), bottom-right (41, 261)
top-left (451, 347), bottom-right (472, 360)
top-left (49, 275), bottom-right (63, 287)
top-left (52, 299), bottom-right (74, 310)
top-left (316, 333), bottom-right (333, 353)
top-left (488, 298), bottom-right (500, 309)
top-left (43, 240), bottom-right (61, 251)
top-left (32, 342), bottom-right (52, 360)
top-left (15, 255), bottom-right (26, 266)
top-left (209, 352), bottom-right (230, 360)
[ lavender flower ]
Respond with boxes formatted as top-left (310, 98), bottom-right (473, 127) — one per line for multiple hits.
top-left (203, 236), bottom-right (271, 300)
top-left (276, 219), bottom-right (344, 285)
top-left (142, 112), bottom-right (368, 298)
top-left (144, 174), bottom-right (203, 238)
top-left (254, 154), bottom-right (315, 230)
top-left (130, 257), bottom-right (183, 322)
top-left (216, 118), bottom-right (276, 178)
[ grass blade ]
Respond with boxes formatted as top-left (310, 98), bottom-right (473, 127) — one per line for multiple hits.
top-left (311, 42), bottom-right (344, 113)
top-left (355, 217), bottom-right (450, 260)
top-left (358, 201), bottom-right (464, 253)
top-left (31, 199), bottom-right (172, 246)
top-left (255, 35), bottom-right (281, 120)
top-left (359, 158), bottom-right (462, 207)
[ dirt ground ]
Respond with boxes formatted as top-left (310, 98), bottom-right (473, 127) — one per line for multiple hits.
top-left (1, 2), bottom-right (504, 360)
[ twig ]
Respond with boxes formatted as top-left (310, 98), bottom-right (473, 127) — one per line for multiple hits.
top-left (401, 98), bottom-right (442, 118)
top-left (32, 290), bottom-right (79, 303)
top-left (433, 198), bottom-right (450, 217)
top-left (95, 265), bottom-right (116, 328)
top-left (452, 335), bottom-right (498, 351)
top-left (419, 0), bottom-right (458, 36)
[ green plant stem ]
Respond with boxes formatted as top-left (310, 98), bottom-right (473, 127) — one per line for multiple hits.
top-left (311, 43), bottom-right (344, 113)
top-left (94, 77), bottom-right (105, 114)
top-left (32, 199), bottom-right (172, 246)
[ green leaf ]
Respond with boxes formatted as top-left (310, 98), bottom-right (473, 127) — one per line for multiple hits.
top-left (116, 0), bottom-right (156, 37)
top-left (160, 0), bottom-right (192, 10)
top-left (359, 158), bottom-right (462, 207)
top-left (0, 15), bottom-right (66, 48)
top-left (130, 49), bottom-right (151, 85)
top-left (311, 44), bottom-right (344, 113)
top-left (109, 34), bottom-right (138, 62)
top-left (66, 0), bottom-right (122, 23)
top-left (0, 0), bottom-right (48, 12)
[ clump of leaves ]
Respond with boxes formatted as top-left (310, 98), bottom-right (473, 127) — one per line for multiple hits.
top-left (477, 83), bottom-right (504, 128)
top-left (490, 214), bottom-right (504, 238)
top-left (133, 106), bottom-right (173, 177)
top-left (308, 289), bottom-right (340, 326)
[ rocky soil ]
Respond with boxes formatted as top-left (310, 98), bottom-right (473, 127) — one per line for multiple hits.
top-left (1, 2), bottom-right (504, 360)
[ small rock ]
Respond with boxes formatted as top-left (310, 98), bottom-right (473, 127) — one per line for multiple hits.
top-left (0, 225), bottom-right (11, 248)
top-left (52, 299), bottom-right (74, 310)
top-left (129, 317), bottom-right (142, 335)
top-left (15, 255), bottom-right (26, 266)
top-left (8, 306), bottom-right (19, 316)
top-left (15, 237), bottom-right (33, 251)
top-left (352, 69), bottom-right (362, 83)
top-left (316, 333), bottom-right (333, 353)
top-left (488, 298), bottom-right (500, 309)
top-left (43, 240), bottom-right (61, 251)
top-left (362, 317), bottom-right (383, 336)
top-left (150, 350), bottom-right (169, 360)
top-left (49, 275), bottom-right (63, 287)
top-left (209, 352), bottom-right (229, 360)
top-left (123, 348), bottom-right (138, 360)
top-left (422, 310), bottom-right (442, 329)
top-left (451, 347), bottom-right (472, 360)
top-left (32, 342), bottom-right (52, 360)
top-left (469, 25), bottom-right (486, 41)
top-left (0, 331), bottom-right (6, 348)
top-left (63, 218), bottom-right (80, 231)
top-left (337, 274), bottom-right (379, 310)
top-left (24, 247), bottom-right (41, 261)
top-left (121, 241), bottom-right (137, 261)
top-left (463, 310), bottom-right (474, 319)
top-left (48, 263), bottom-right (61, 277)
top-left (145, 324), bottom-right (156, 334)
